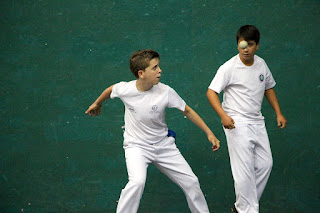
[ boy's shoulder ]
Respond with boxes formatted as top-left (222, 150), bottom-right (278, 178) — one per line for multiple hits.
top-left (114, 81), bottom-right (172, 93)
top-left (219, 55), bottom-right (239, 70)
top-left (114, 80), bottom-right (135, 88)
top-left (114, 81), bottom-right (174, 95)
top-left (221, 54), bottom-right (267, 68)
top-left (253, 55), bottom-right (270, 69)
top-left (153, 82), bottom-right (173, 93)
top-left (254, 55), bottom-right (266, 64)
top-left (111, 80), bottom-right (136, 96)
top-left (157, 82), bottom-right (170, 89)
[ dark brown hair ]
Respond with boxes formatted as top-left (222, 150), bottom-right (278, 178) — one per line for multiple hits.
top-left (236, 25), bottom-right (260, 44)
top-left (129, 49), bottom-right (160, 78)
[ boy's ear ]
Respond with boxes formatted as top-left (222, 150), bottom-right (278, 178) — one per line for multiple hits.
top-left (138, 70), bottom-right (145, 78)
top-left (256, 43), bottom-right (260, 50)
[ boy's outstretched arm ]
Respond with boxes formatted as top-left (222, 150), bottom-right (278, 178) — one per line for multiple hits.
top-left (264, 88), bottom-right (287, 129)
top-left (206, 89), bottom-right (235, 129)
top-left (182, 104), bottom-right (220, 151)
top-left (85, 85), bottom-right (114, 116)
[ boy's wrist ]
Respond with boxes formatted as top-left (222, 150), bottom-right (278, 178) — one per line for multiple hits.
top-left (275, 110), bottom-right (283, 117)
top-left (93, 102), bottom-right (103, 107)
top-left (220, 113), bottom-right (230, 120)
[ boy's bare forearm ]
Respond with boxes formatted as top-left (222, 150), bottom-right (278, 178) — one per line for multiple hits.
top-left (94, 85), bottom-right (114, 105)
top-left (206, 89), bottom-right (228, 119)
top-left (85, 85), bottom-right (114, 116)
top-left (182, 105), bottom-right (214, 136)
top-left (206, 89), bottom-right (235, 129)
top-left (264, 88), bottom-right (282, 115)
top-left (265, 88), bottom-right (287, 128)
top-left (182, 104), bottom-right (220, 150)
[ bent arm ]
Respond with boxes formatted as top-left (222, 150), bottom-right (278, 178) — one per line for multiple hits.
top-left (182, 105), bottom-right (220, 151)
top-left (85, 85), bottom-right (114, 116)
top-left (182, 104), bottom-right (220, 151)
top-left (206, 89), bottom-right (235, 129)
top-left (182, 104), bottom-right (213, 136)
top-left (264, 88), bottom-right (287, 128)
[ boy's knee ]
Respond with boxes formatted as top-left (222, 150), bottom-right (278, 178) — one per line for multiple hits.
top-left (256, 158), bottom-right (273, 175)
top-left (192, 176), bottom-right (200, 185)
top-left (184, 175), bottom-right (201, 190)
top-left (267, 158), bottom-right (273, 169)
top-left (262, 157), bottom-right (273, 171)
top-left (128, 177), bottom-right (146, 189)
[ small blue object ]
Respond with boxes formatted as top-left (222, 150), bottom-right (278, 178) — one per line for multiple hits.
top-left (167, 129), bottom-right (176, 138)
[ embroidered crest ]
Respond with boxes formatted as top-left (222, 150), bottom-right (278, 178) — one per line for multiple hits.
top-left (259, 74), bottom-right (264, 82)
top-left (152, 105), bottom-right (158, 112)
top-left (149, 105), bottom-right (160, 114)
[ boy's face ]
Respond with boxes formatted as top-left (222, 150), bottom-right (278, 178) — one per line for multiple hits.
top-left (139, 58), bottom-right (162, 85)
top-left (237, 37), bottom-right (259, 66)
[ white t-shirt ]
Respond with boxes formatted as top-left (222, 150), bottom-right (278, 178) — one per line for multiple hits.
top-left (208, 54), bottom-right (276, 123)
top-left (110, 80), bottom-right (186, 145)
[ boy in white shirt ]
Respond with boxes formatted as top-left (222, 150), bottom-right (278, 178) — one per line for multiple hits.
top-left (86, 49), bottom-right (220, 213)
top-left (207, 25), bottom-right (287, 213)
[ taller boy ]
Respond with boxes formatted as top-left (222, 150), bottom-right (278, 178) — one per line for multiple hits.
top-left (86, 49), bottom-right (220, 212)
top-left (207, 25), bottom-right (287, 213)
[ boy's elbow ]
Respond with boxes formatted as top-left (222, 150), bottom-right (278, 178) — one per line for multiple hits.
top-left (264, 88), bottom-right (276, 96)
top-left (206, 89), bottom-right (216, 99)
top-left (206, 88), bottom-right (213, 94)
top-left (182, 104), bottom-right (191, 115)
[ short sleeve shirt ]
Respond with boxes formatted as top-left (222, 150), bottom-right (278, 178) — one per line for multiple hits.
top-left (208, 54), bottom-right (276, 123)
top-left (111, 80), bottom-right (186, 144)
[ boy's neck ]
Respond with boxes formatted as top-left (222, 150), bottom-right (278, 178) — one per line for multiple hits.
top-left (136, 79), bottom-right (153, 92)
top-left (240, 56), bottom-right (254, 66)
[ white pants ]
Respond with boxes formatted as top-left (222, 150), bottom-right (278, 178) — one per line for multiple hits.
top-left (116, 136), bottom-right (209, 213)
top-left (224, 123), bottom-right (273, 213)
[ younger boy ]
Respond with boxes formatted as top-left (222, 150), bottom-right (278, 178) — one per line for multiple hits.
top-left (86, 49), bottom-right (220, 213)
top-left (206, 25), bottom-right (287, 213)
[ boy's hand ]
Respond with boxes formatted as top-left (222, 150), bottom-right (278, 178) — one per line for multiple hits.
top-left (85, 103), bottom-right (102, 116)
top-left (222, 115), bottom-right (235, 129)
top-left (208, 134), bottom-right (220, 151)
top-left (277, 114), bottom-right (287, 129)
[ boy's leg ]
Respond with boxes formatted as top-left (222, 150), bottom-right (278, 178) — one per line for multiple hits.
top-left (254, 123), bottom-right (273, 200)
top-left (154, 136), bottom-right (210, 213)
top-left (224, 124), bottom-right (259, 213)
top-left (116, 145), bottom-right (152, 213)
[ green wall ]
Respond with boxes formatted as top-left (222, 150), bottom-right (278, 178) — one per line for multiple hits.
top-left (1, 0), bottom-right (319, 212)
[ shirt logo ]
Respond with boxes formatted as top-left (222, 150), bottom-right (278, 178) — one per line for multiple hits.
top-left (149, 105), bottom-right (160, 114)
top-left (259, 74), bottom-right (264, 82)
top-left (152, 105), bottom-right (158, 111)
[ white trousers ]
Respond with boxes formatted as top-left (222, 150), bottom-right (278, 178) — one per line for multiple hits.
top-left (224, 123), bottom-right (273, 213)
top-left (116, 136), bottom-right (209, 213)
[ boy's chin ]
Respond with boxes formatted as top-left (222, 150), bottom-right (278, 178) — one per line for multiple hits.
top-left (154, 80), bottom-right (160, 84)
